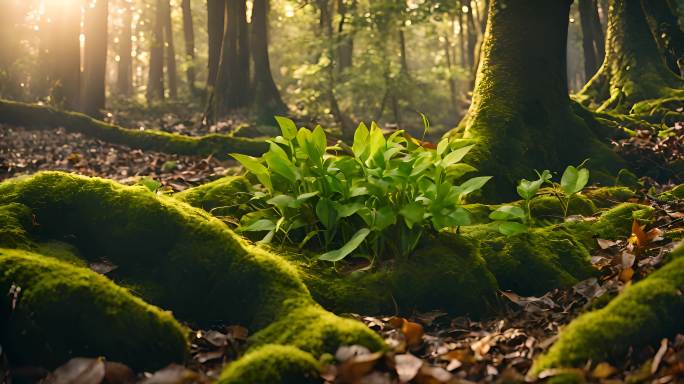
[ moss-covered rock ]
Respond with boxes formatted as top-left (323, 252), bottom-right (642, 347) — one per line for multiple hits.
top-left (0, 248), bottom-right (188, 370)
top-left (0, 203), bottom-right (32, 248)
top-left (530, 243), bottom-right (684, 376)
top-left (0, 99), bottom-right (268, 156)
top-left (659, 184), bottom-right (684, 202)
top-left (0, 172), bottom-right (383, 375)
top-left (175, 176), bottom-right (252, 215)
top-left (584, 186), bottom-right (635, 208)
top-left (218, 345), bottom-right (321, 384)
top-left (529, 194), bottom-right (597, 221)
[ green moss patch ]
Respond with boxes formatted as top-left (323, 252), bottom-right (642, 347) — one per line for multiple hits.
top-left (0, 99), bottom-right (268, 156)
top-left (0, 248), bottom-right (188, 370)
top-left (175, 176), bottom-right (252, 215)
top-left (530, 243), bottom-right (684, 375)
top-left (218, 345), bottom-right (321, 384)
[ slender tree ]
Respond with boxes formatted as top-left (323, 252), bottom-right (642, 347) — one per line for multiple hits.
top-left (162, 0), bottom-right (178, 99)
top-left (48, 0), bottom-right (81, 109)
top-left (82, 0), bottom-right (109, 117)
top-left (117, 3), bottom-right (133, 97)
top-left (147, 0), bottom-right (165, 103)
top-left (449, 0), bottom-right (624, 197)
top-left (336, 0), bottom-right (356, 72)
top-left (181, 0), bottom-right (197, 93)
top-left (206, 0), bottom-right (225, 89)
top-left (578, 0), bottom-right (600, 79)
top-left (577, 0), bottom-right (684, 113)
top-left (251, 0), bottom-right (287, 121)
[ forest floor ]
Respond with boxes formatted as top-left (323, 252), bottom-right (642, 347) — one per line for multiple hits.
top-left (1, 111), bottom-right (684, 384)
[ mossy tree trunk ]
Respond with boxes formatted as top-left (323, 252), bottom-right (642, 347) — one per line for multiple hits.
top-left (576, 0), bottom-right (684, 113)
top-left (449, 0), bottom-right (624, 198)
top-left (641, 0), bottom-right (684, 76)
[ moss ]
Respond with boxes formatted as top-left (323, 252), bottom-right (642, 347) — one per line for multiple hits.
top-left (0, 248), bottom-right (188, 370)
top-left (0, 203), bottom-right (32, 248)
top-left (0, 171), bottom-right (383, 378)
top-left (529, 194), bottom-right (597, 221)
top-left (475, 227), bottom-right (597, 296)
top-left (302, 234), bottom-right (499, 317)
top-left (174, 176), bottom-right (252, 215)
top-left (463, 203), bottom-right (493, 224)
top-left (589, 202), bottom-right (654, 240)
top-left (0, 99), bottom-right (268, 156)
top-left (584, 187), bottom-right (635, 208)
top-left (530, 244), bottom-right (684, 375)
top-left (231, 124), bottom-right (280, 139)
top-left (217, 345), bottom-right (321, 384)
top-left (659, 184), bottom-right (684, 202)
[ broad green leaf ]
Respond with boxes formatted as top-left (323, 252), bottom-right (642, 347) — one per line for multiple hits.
top-left (368, 122), bottom-right (386, 162)
top-left (561, 166), bottom-right (590, 195)
top-left (315, 198), bottom-right (338, 229)
top-left (445, 163), bottom-right (478, 180)
top-left (275, 116), bottom-right (297, 140)
top-left (138, 178), bottom-right (161, 192)
top-left (489, 205), bottom-right (525, 221)
top-left (257, 230), bottom-right (275, 244)
top-left (288, 191), bottom-right (319, 208)
top-left (440, 145), bottom-right (474, 168)
top-left (456, 176), bottom-right (492, 202)
top-left (267, 195), bottom-right (295, 211)
top-left (239, 219), bottom-right (275, 232)
top-left (352, 123), bottom-right (370, 160)
top-left (336, 202), bottom-right (364, 218)
top-left (447, 207), bottom-right (471, 226)
top-left (517, 179), bottom-right (543, 200)
top-left (436, 138), bottom-right (449, 156)
top-left (498, 221), bottom-right (528, 236)
top-left (319, 228), bottom-right (370, 262)
top-left (373, 206), bottom-right (396, 231)
top-left (264, 143), bottom-right (299, 183)
top-left (350, 186), bottom-right (369, 197)
top-left (400, 203), bottom-right (425, 229)
top-left (311, 125), bottom-right (327, 157)
top-left (230, 153), bottom-right (268, 175)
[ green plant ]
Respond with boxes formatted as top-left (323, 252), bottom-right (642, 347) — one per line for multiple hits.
top-left (231, 117), bottom-right (490, 263)
top-left (491, 163), bottom-right (590, 236)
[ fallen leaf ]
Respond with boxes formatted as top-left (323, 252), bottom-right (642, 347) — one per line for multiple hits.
top-left (592, 362), bottom-right (616, 379)
top-left (597, 238), bottom-right (617, 249)
top-left (394, 354), bottom-right (423, 382)
top-left (415, 365), bottom-right (452, 384)
top-left (43, 357), bottom-right (105, 384)
top-left (652, 338), bottom-right (668, 374)
top-left (337, 351), bottom-right (383, 383)
top-left (401, 320), bottom-right (425, 348)
top-left (104, 362), bottom-right (136, 384)
top-left (140, 364), bottom-right (198, 384)
top-left (619, 267), bottom-right (635, 283)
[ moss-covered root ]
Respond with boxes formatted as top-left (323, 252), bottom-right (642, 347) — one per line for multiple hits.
top-left (0, 99), bottom-right (267, 156)
top-left (218, 345), bottom-right (321, 384)
top-left (0, 171), bottom-right (383, 373)
top-left (530, 242), bottom-right (684, 377)
top-left (0, 248), bottom-right (188, 370)
top-left (174, 176), bottom-right (252, 215)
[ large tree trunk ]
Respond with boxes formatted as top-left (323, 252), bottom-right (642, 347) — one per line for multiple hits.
top-left (162, 0), bottom-right (178, 99)
top-left (181, 0), bottom-right (197, 93)
top-left (213, 0), bottom-right (251, 118)
top-left (251, 0), bottom-right (287, 121)
top-left (147, 0), bottom-right (165, 103)
top-left (206, 0), bottom-right (225, 89)
top-left (576, 0), bottom-right (684, 113)
top-left (81, 0), bottom-right (108, 117)
top-left (641, 0), bottom-right (684, 76)
top-left (48, 1), bottom-right (81, 110)
top-left (449, 0), bottom-right (624, 199)
top-left (579, 0), bottom-right (600, 80)
top-left (117, 5), bottom-right (133, 97)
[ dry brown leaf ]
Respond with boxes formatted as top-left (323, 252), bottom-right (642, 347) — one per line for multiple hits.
top-left (103, 362), bottom-right (136, 384)
top-left (337, 351), bottom-right (384, 383)
top-left (592, 362), bottom-right (616, 379)
top-left (394, 354), bottom-right (423, 382)
top-left (415, 365), bottom-right (452, 384)
top-left (402, 320), bottom-right (425, 348)
top-left (597, 238), bottom-right (617, 249)
top-left (651, 338), bottom-right (669, 374)
top-left (140, 364), bottom-right (199, 384)
top-left (620, 267), bottom-right (635, 283)
top-left (43, 358), bottom-right (105, 384)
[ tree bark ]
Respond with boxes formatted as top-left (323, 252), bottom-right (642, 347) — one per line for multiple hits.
top-left (181, 0), bottom-right (197, 93)
top-left (251, 0), bottom-right (287, 121)
top-left (336, 0), bottom-right (355, 72)
top-left (213, 0), bottom-right (251, 118)
top-left (449, 0), bottom-right (624, 199)
top-left (464, 0), bottom-right (477, 71)
top-left (206, 0), bottom-right (225, 89)
top-left (49, 0), bottom-right (81, 110)
top-left (117, 4), bottom-right (133, 97)
top-left (641, 0), bottom-right (684, 76)
top-left (147, 0), bottom-right (166, 103)
top-left (81, 0), bottom-right (108, 117)
top-left (162, 0), bottom-right (178, 99)
top-left (577, 0), bottom-right (684, 113)
top-left (579, 0), bottom-right (600, 79)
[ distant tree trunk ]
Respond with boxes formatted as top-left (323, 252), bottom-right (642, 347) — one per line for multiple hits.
top-left (181, 0), bottom-right (197, 93)
top-left (0, 1), bottom-right (19, 98)
top-left (147, 0), bottom-right (165, 103)
top-left (117, 5), bottom-right (133, 97)
top-left (444, 35), bottom-right (458, 108)
top-left (213, 0), bottom-right (251, 118)
top-left (82, 0), bottom-right (108, 117)
top-left (464, 0), bottom-right (477, 71)
top-left (449, 0), bottom-right (624, 199)
top-left (457, 12), bottom-right (466, 68)
top-left (50, 1), bottom-right (81, 110)
top-left (590, 0), bottom-right (605, 61)
top-left (162, 0), bottom-right (178, 99)
top-left (579, 0), bottom-right (600, 79)
top-left (206, 0), bottom-right (225, 89)
top-left (398, 29), bottom-right (409, 74)
top-left (577, 0), bottom-right (684, 113)
top-left (251, 0), bottom-right (286, 121)
top-left (479, 0), bottom-right (489, 34)
top-left (641, 0), bottom-right (684, 76)
top-left (336, 0), bottom-right (355, 72)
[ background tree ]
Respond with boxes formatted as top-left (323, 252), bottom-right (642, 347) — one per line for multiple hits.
top-left (449, 0), bottom-right (623, 197)
top-left (117, 2), bottom-right (134, 97)
top-left (642, 0), bottom-right (684, 76)
top-left (181, 0), bottom-right (197, 94)
top-left (82, 0), bottom-right (109, 117)
top-left (147, 0), bottom-right (165, 103)
top-left (206, 0), bottom-right (225, 90)
top-left (162, 0), bottom-right (178, 99)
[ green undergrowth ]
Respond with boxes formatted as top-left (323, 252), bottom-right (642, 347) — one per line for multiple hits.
top-left (0, 172), bottom-right (382, 374)
top-left (530, 242), bottom-right (684, 378)
top-left (0, 99), bottom-right (267, 156)
top-left (0, 248), bottom-right (188, 370)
